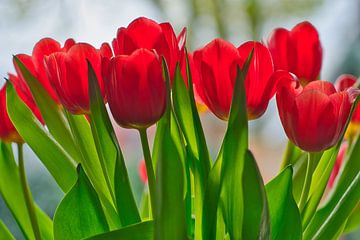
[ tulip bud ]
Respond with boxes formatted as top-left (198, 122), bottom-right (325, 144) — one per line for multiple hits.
top-left (268, 21), bottom-right (322, 84)
top-left (276, 72), bottom-right (354, 152)
top-left (104, 48), bottom-right (166, 129)
top-left (44, 42), bottom-right (111, 114)
top-left (112, 17), bottom-right (183, 80)
top-left (193, 39), bottom-right (275, 120)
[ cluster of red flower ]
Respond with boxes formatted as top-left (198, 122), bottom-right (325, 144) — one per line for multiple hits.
top-left (0, 17), bottom-right (359, 155)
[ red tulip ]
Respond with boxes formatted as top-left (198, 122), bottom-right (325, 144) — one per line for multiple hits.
top-left (104, 48), bottom-right (166, 129)
top-left (139, 160), bottom-right (148, 184)
top-left (112, 17), bottom-right (183, 80)
top-left (44, 42), bottom-right (111, 114)
top-left (0, 74), bottom-right (43, 142)
top-left (335, 74), bottom-right (360, 122)
top-left (268, 21), bottom-right (322, 84)
top-left (328, 142), bottom-right (347, 188)
top-left (276, 72), bottom-right (355, 152)
top-left (193, 39), bottom-right (275, 120)
top-left (14, 38), bottom-right (76, 102)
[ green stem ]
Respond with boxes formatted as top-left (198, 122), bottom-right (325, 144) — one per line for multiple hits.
top-left (17, 143), bottom-right (41, 240)
top-left (299, 152), bottom-right (316, 211)
top-left (280, 141), bottom-right (295, 171)
top-left (139, 129), bottom-right (156, 218)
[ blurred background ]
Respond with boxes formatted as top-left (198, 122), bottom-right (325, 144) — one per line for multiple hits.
top-left (0, 0), bottom-right (359, 238)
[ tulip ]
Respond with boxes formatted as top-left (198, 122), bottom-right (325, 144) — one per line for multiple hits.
top-left (14, 38), bottom-right (76, 102)
top-left (276, 71), bottom-right (355, 152)
top-left (44, 42), bottom-right (111, 114)
top-left (268, 21), bottom-right (322, 84)
top-left (0, 74), bottom-right (43, 142)
top-left (193, 39), bottom-right (275, 120)
top-left (328, 142), bottom-right (347, 188)
top-left (335, 74), bottom-right (360, 140)
top-left (112, 17), bottom-right (184, 79)
top-left (104, 48), bottom-right (166, 129)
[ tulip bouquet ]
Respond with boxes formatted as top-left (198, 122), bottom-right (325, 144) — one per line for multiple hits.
top-left (0, 17), bottom-right (359, 240)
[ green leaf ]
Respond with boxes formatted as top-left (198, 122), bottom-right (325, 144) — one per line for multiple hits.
top-left (219, 50), bottom-right (253, 239)
top-left (64, 113), bottom-right (120, 229)
top-left (0, 142), bottom-right (53, 240)
top-left (87, 61), bottom-right (140, 226)
top-left (344, 202), bottom-right (360, 233)
top-left (85, 221), bottom-right (154, 240)
top-left (265, 166), bottom-right (302, 240)
top-left (172, 61), bottom-right (211, 179)
top-left (172, 59), bottom-right (211, 239)
top-left (6, 83), bottom-right (77, 192)
top-left (154, 59), bottom-right (187, 240)
top-left (13, 56), bottom-right (82, 164)
top-left (202, 148), bottom-right (223, 240)
top-left (0, 220), bottom-right (14, 240)
top-left (302, 146), bottom-right (338, 227)
top-left (292, 153), bottom-right (308, 202)
top-left (304, 133), bottom-right (360, 239)
top-left (242, 150), bottom-right (270, 239)
top-left (303, 172), bottom-right (360, 239)
top-left (53, 165), bottom-right (109, 240)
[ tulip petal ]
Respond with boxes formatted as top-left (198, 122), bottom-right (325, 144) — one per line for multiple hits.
top-left (289, 21), bottom-right (322, 82)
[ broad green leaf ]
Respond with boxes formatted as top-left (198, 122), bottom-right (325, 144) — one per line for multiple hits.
top-left (242, 150), bottom-right (270, 239)
top-left (155, 59), bottom-right (187, 240)
top-left (155, 118), bottom-right (187, 240)
top-left (265, 166), bottom-right (302, 240)
top-left (219, 50), bottom-right (253, 239)
top-left (87, 62), bottom-right (140, 226)
top-left (13, 56), bottom-right (81, 164)
top-left (85, 221), bottom-right (154, 240)
top-left (303, 172), bottom-right (360, 239)
top-left (64, 113), bottom-right (120, 229)
top-left (344, 202), bottom-right (360, 233)
top-left (0, 142), bottom-right (53, 240)
top-left (53, 165), bottom-right (109, 240)
top-left (304, 133), bottom-right (360, 239)
top-left (202, 148), bottom-right (222, 240)
top-left (6, 83), bottom-right (76, 192)
top-left (0, 220), bottom-right (14, 240)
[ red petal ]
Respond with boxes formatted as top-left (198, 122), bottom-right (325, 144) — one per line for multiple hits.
top-left (334, 74), bottom-right (357, 91)
top-left (238, 41), bottom-right (274, 119)
top-left (289, 21), bottom-right (322, 82)
top-left (267, 28), bottom-right (290, 72)
top-left (303, 80), bottom-right (337, 96)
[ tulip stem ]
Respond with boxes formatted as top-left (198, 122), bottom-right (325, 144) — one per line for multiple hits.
top-left (280, 141), bottom-right (295, 171)
top-left (17, 143), bottom-right (42, 240)
top-left (298, 152), bottom-right (316, 211)
top-left (139, 129), bottom-right (156, 218)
